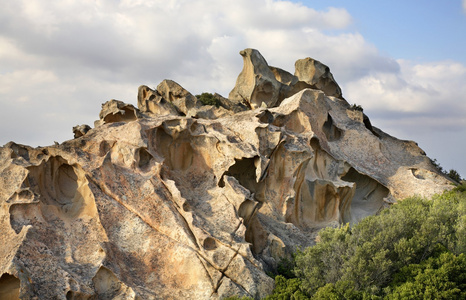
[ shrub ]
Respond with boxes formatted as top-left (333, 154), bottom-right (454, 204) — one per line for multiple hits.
top-left (448, 169), bottom-right (462, 183)
top-left (225, 189), bottom-right (466, 299)
top-left (430, 159), bottom-right (463, 183)
top-left (351, 104), bottom-right (363, 112)
top-left (385, 252), bottom-right (466, 299)
top-left (293, 189), bottom-right (466, 298)
top-left (196, 92), bottom-right (221, 107)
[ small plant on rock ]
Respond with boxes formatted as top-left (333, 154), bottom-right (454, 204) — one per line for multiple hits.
top-left (351, 104), bottom-right (364, 112)
top-left (195, 92), bottom-right (221, 107)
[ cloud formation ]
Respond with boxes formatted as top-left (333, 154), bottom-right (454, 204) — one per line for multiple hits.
top-left (0, 0), bottom-right (465, 175)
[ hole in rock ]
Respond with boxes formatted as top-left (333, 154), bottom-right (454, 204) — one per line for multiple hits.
top-left (182, 201), bottom-right (192, 212)
top-left (103, 107), bottom-right (137, 124)
top-left (252, 81), bottom-right (275, 108)
top-left (56, 164), bottom-right (79, 201)
top-left (66, 290), bottom-right (86, 300)
top-left (341, 168), bottom-right (389, 223)
top-left (92, 267), bottom-right (124, 298)
top-left (136, 147), bottom-right (153, 171)
top-left (0, 273), bottom-right (20, 300)
top-left (9, 143), bottom-right (30, 160)
top-left (310, 136), bottom-right (320, 150)
top-left (220, 157), bottom-right (258, 193)
top-left (256, 110), bottom-right (274, 124)
top-left (411, 168), bottom-right (440, 181)
top-left (203, 237), bottom-right (217, 250)
top-left (322, 113), bottom-right (342, 141)
top-left (99, 141), bottom-right (114, 157)
top-left (9, 203), bottom-right (41, 234)
top-left (189, 121), bottom-right (206, 135)
top-left (25, 156), bottom-right (93, 219)
top-left (238, 199), bottom-right (257, 222)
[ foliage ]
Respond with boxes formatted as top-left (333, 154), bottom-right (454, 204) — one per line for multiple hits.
top-left (292, 189), bottom-right (466, 298)
top-left (385, 252), bottom-right (466, 299)
top-left (448, 169), bottom-right (463, 183)
top-left (264, 276), bottom-right (309, 300)
top-left (351, 104), bottom-right (364, 112)
top-left (430, 158), bottom-right (463, 182)
top-left (225, 189), bottom-right (466, 299)
top-left (196, 92), bottom-right (221, 107)
top-left (275, 256), bottom-right (298, 279)
top-left (454, 181), bottom-right (466, 193)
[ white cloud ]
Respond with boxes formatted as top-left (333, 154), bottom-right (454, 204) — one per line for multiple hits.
top-left (343, 59), bottom-right (466, 174)
top-left (345, 60), bottom-right (466, 118)
top-left (463, 0), bottom-right (466, 13)
top-left (0, 0), bottom-right (465, 176)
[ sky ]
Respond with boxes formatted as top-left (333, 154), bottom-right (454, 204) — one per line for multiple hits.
top-left (1, 0), bottom-right (465, 177)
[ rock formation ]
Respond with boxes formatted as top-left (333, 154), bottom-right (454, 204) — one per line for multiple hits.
top-left (0, 49), bottom-right (454, 299)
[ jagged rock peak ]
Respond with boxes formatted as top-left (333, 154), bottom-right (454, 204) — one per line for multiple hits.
top-left (0, 49), bottom-right (454, 299)
top-left (229, 48), bottom-right (343, 110)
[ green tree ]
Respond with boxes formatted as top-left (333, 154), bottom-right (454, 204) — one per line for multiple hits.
top-left (264, 276), bottom-right (309, 300)
top-left (293, 189), bottom-right (466, 298)
top-left (385, 252), bottom-right (466, 299)
top-left (448, 169), bottom-right (462, 182)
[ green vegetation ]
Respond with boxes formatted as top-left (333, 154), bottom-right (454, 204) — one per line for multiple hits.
top-left (195, 92), bottom-right (221, 107)
top-left (351, 104), bottom-right (364, 112)
top-left (227, 188), bottom-right (466, 299)
top-left (430, 158), bottom-right (463, 183)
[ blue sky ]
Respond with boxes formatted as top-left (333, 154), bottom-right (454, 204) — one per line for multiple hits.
top-left (0, 0), bottom-right (465, 177)
top-left (303, 1), bottom-right (466, 63)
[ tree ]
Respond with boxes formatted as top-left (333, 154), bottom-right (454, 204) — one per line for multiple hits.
top-left (293, 189), bottom-right (466, 298)
top-left (385, 252), bottom-right (466, 299)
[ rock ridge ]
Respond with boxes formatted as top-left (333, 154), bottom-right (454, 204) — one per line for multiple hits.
top-left (0, 48), bottom-right (453, 299)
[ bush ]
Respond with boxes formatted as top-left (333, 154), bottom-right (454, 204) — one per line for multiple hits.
top-left (351, 104), bottom-right (364, 112)
top-left (196, 92), bottom-right (221, 107)
top-left (385, 252), bottom-right (466, 299)
top-left (448, 169), bottom-right (462, 183)
top-left (225, 189), bottom-right (466, 299)
top-left (430, 159), bottom-right (463, 183)
top-left (293, 189), bottom-right (466, 298)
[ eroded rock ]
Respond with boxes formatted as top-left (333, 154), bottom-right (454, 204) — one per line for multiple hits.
top-left (229, 49), bottom-right (283, 109)
top-left (0, 49), bottom-right (454, 299)
top-left (294, 57), bottom-right (343, 99)
top-left (96, 99), bottom-right (139, 127)
top-left (72, 124), bottom-right (91, 139)
top-left (228, 48), bottom-right (344, 110)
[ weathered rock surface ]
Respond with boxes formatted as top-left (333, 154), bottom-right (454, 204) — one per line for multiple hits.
top-left (72, 124), bottom-right (92, 139)
top-left (0, 49), bottom-right (453, 299)
top-left (229, 49), bottom-right (343, 110)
